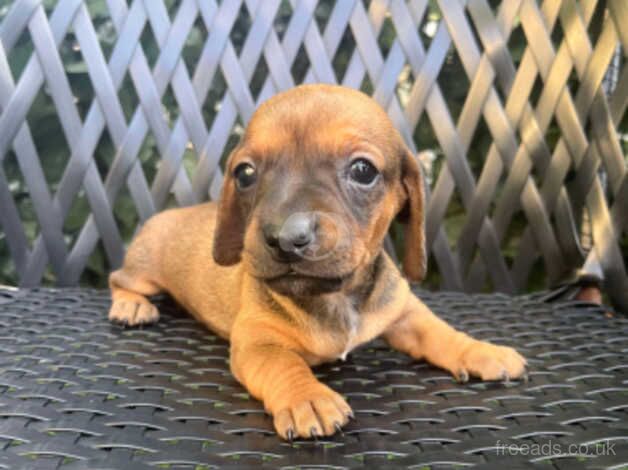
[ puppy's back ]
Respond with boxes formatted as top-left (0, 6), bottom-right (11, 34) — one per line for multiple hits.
top-left (121, 202), bottom-right (242, 338)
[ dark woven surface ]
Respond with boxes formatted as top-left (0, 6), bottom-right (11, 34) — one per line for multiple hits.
top-left (0, 287), bottom-right (627, 469)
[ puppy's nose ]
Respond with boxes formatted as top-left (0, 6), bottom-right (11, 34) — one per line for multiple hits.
top-left (263, 213), bottom-right (315, 260)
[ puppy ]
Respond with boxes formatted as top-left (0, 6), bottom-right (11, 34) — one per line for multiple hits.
top-left (108, 84), bottom-right (526, 440)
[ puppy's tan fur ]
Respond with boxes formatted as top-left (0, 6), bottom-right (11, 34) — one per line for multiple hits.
top-left (109, 85), bottom-right (526, 440)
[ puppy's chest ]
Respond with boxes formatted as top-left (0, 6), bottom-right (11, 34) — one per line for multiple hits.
top-left (305, 296), bottom-right (371, 362)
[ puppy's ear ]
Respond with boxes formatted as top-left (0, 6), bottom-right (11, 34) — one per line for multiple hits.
top-left (213, 159), bottom-right (246, 266)
top-left (398, 150), bottom-right (427, 283)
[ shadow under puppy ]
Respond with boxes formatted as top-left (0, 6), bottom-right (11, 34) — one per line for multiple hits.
top-left (108, 84), bottom-right (527, 440)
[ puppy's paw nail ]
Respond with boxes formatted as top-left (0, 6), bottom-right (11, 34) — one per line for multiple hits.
top-left (457, 369), bottom-right (469, 383)
top-left (334, 422), bottom-right (344, 435)
top-left (286, 428), bottom-right (294, 442)
top-left (501, 371), bottom-right (510, 383)
top-left (310, 427), bottom-right (319, 439)
top-left (347, 411), bottom-right (355, 420)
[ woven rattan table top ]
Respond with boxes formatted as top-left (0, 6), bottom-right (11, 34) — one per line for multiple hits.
top-left (0, 287), bottom-right (627, 469)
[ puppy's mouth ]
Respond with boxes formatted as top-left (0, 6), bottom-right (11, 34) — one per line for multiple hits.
top-left (262, 268), bottom-right (354, 294)
top-left (265, 267), bottom-right (353, 282)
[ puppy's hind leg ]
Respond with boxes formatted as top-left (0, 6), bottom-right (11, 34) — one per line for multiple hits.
top-left (109, 268), bottom-right (162, 327)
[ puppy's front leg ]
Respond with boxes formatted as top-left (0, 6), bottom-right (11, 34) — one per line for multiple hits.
top-left (230, 322), bottom-right (352, 440)
top-left (383, 295), bottom-right (527, 382)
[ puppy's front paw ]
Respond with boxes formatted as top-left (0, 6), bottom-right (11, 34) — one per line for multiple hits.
top-left (454, 340), bottom-right (527, 382)
top-left (109, 300), bottom-right (159, 326)
top-left (272, 384), bottom-right (352, 440)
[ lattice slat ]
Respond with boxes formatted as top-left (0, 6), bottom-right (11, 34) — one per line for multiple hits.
top-left (0, 0), bottom-right (626, 310)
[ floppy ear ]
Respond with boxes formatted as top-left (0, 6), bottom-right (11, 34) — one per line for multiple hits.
top-left (399, 150), bottom-right (427, 283)
top-left (213, 162), bottom-right (246, 266)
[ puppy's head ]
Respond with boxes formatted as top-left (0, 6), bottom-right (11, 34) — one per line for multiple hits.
top-left (213, 84), bottom-right (426, 296)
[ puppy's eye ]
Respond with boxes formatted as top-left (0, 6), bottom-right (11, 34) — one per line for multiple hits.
top-left (348, 158), bottom-right (379, 186)
top-left (234, 163), bottom-right (257, 189)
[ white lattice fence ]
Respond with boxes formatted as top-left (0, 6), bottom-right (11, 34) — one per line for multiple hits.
top-left (0, 0), bottom-right (626, 310)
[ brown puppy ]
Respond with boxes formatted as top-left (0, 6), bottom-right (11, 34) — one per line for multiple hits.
top-left (109, 84), bottom-right (526, 440)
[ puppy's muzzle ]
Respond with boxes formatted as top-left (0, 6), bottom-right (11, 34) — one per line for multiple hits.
top-left (262, 211), bottom-right (345, 263)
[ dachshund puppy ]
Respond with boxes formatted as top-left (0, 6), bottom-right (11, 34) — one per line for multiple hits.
top-left (108, 84), bottom-right (527, 440)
